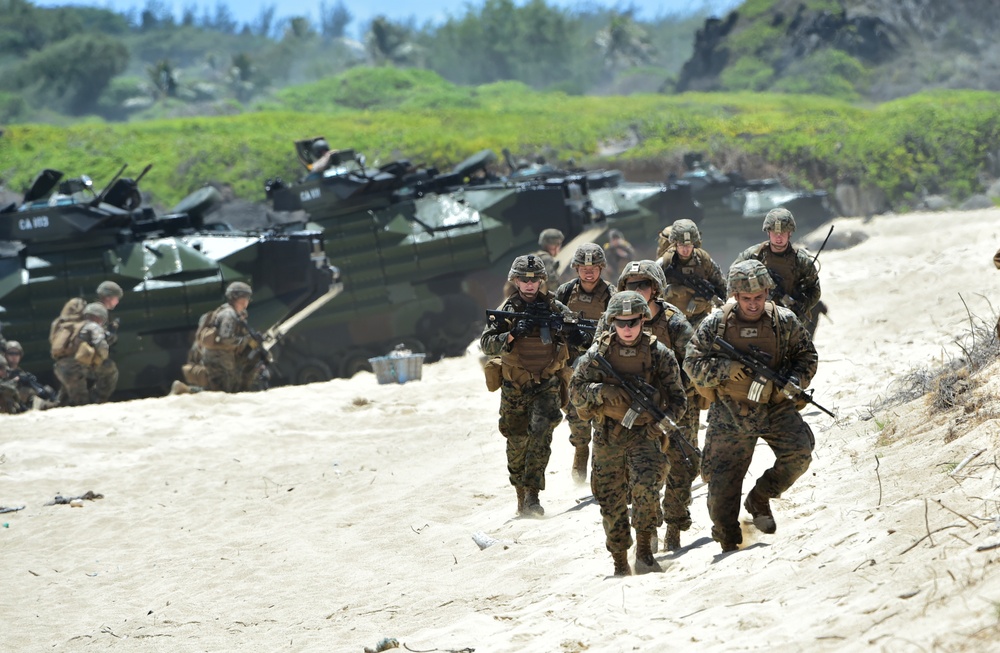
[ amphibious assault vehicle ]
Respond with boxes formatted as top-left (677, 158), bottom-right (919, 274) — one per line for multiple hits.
top-left (678, 155), bottom-right (834, 264)
top-left (0, 166), bottom-right (337, 398)
top-left (261, 140), bottom-right (702, 381)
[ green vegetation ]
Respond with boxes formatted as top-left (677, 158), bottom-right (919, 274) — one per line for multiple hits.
top-left (2, 70), bottom-right (996, 210)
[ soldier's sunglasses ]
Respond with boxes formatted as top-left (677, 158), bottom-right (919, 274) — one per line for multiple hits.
top-left (624, 280), bottom-right (652, 291)
top-left (613, 316), bottom-right (642, 329)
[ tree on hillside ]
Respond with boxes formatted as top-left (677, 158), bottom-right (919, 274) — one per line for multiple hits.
top-left (595, 13), bottom-right (656, 70)
top-left (320, 0), bottom-right (352, 40)
top-left (365, 16), bottom-right (423, 66)
top-left (0, 33), bottom-right (128, 115)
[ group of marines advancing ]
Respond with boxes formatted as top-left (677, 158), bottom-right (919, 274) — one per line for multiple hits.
top-left (481, 207), bottom-right (823, 576)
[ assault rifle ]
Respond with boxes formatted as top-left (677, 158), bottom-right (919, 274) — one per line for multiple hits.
top-left (592, 353), bottom-right (699, 470)
top-left (711, 337), bottom-right (835, 417)
top-left (10, 370), bottom-right (57, 402)
top-left (486, 304), bottom-right (597, 346)
top-left (239, 320), bottom-right (273, 365)
top-left (766, 225), bottom-right (834, 310)
top-left (662, 263), bottom-right (725, 302)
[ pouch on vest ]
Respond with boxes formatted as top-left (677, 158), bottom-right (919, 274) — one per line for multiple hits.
top-left (483, 357), bottom-right (503, 392)
top-left (74, 341), bottom-right (98, 366)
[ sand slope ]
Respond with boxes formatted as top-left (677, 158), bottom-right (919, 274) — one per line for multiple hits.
top-left (2, 209), bottom-right (1000, 652)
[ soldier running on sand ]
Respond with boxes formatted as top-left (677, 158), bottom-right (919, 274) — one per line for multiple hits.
top-left (684, 260), bottom-right (818, 552)
top-left (570, 291), bottom-right (687, 576)
top-left (554, 243), bottom-right (616, 483)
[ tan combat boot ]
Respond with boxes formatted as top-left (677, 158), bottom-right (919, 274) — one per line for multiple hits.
top-left (523, 489), bottom-right (544, 517)
top-left (634, 531), bottom-right (662, 574)
top-left (612, 550), bottom-right (631, 576)
top-left (515, 486), bottom-right (526, 515)
top-left (744, 488), bottom-right (777, 534)
top-left (170, 380), bottom-right (190, 395)
top-left (665, 525), bottom-right (681, 551)
top-left (571, 445), bottom-right (589, 483)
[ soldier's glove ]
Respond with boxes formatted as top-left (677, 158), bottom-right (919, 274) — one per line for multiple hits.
top-left (728, 361), bottom-right (750, 382)
top-left (781, 376), bottom-right (801, 400)
top-left (565, 327), bottom-right (591, 348)
top-left (779, 294), bottom-right (797, 308)
top-left (599, 384), bottom-right (629, 407)
top-left (246, 337), bottom-right (260, 350)
top-left (509, 320), bottom-right (532, 339)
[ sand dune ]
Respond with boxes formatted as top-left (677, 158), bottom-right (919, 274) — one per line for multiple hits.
top-left (2, 208), bottom-right (1000, 652)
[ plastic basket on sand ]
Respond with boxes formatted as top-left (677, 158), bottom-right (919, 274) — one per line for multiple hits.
top-left (368, 344), bottom-right (426, 385)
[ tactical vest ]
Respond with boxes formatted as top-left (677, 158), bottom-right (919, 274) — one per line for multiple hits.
top-left (597, 332), bottom-right (657, 425)
top-left (561, 279), bottom-right (610, 321)
top-left (660, 249), bottom-right (715, 317)
top-left (644, 300), bottom-right (677, 351)
top-left (717, 302), bottom-right (782, 404)
top-left (754, 243), bottom-right (798, 296)
top-left (500, 296), bottom-right (566, 387)
top-left (197, 305), bottom-right (239, 351)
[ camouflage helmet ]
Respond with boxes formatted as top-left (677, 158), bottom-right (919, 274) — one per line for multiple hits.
top-left (727, 260), bottom-right (776, 296)
top-left (616, 259), bottom-right (666, 295)
top-left (605, 290), bottom-right (652, 321)
top-left (83, 302), bottom-right (109, 324)
top-left (5, 340), bottom-right (24, 356)
top-left (96, 280), bottom-right (124, 299)
top-left (571, 243), bottom-right (606, 269)
top-left (538, 228), bottom-right (564, 247)
top-left (507, 254), bottom-right (548, 281)
top-left (225, 281), bottom-right (253, 301)
top-left (668, 219), bottom-right (702, 247)
top-left (762, 208), bottom-right (796, 234)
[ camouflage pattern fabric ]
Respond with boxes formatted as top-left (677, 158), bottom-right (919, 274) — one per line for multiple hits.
top-left (684, 304), bottom-right (818, 547)
top-left (92, 359), bottom-right (118, 403)
top-left (570, 333), bottom-right (687, 553)
top-left (657, 247), bottom-right (727, 328)
top-left (200, 303), bottom-right (251, 393)
top-left (496, 378), bottom-right (563, 490)
top-left (0, 378), bottom-right (19, 414)
top-left (53, 321), bottom-right (108, 406)
top-left (532, 250), bottom-right (561, 283)
top-left (556, 277), bottom-right (615, 448)
top-left (732, 242), bottom-right (821, 322)
top-left (481, 290), bottom-right (574, 492)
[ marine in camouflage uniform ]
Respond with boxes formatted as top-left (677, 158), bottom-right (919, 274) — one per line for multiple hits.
top-left (92, 281), bottom-right (124, 403)
top-left (200, 282), bottom-right (257, 393)
top-left (570, 291), bottom-right (687, 575)
top-left (481, 254), bottom-right (578, 517)
top-left (53, 303), bottom-right (111, 407)
top-left (4, 340), bottom-right (51, 412)
top-left (656, 219), bottom-right (727, 329)
top-left (554, 243), bottom-right (615, 483)
top-left (0, 358), bottom-right (21, 414)
top-left (684, 260), bottom-right (818, 552)
top-left (533, 228), bottom-right (565, 282)
top-left (731, 208), bottom-right (823, 336)
top-left (596, 260), bottom-right (700, 551)
top-left (602, 229), bottom-right (636, 282)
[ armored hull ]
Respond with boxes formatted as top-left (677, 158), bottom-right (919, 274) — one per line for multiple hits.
top-left (0, 169), bottom-right (336, 398)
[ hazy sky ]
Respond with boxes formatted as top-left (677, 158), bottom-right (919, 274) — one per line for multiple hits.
top-left (37, 0), bottom-right (743, 37)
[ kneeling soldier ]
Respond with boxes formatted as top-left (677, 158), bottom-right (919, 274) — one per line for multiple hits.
top-left (570, 291), bottom-right (687, 576)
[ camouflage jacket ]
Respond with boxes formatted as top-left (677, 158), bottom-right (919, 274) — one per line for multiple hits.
top-left (211, 304), bottom-right (250, 351)
top-left (684, 303), bottom-right (818, 425)
top-left (732, 242), bottom-right (821, 320)
top-left (0, 378), bottom-right (20, 414)
top-left (595, 299), bottom-right (693, 370)
top-left (532, 250), bottom-right (561, 283)
top-left (79, 321), bottom-right (110, 359)
top-left (570, 331), bottom-right (687, 428)
top-left (657, 247), bottom-right (727, 318)
top-left (479, 291), bottom-right (576, 357)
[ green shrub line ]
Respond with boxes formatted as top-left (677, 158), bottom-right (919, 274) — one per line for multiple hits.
top-left (2, 80), bottom-right (998, 208)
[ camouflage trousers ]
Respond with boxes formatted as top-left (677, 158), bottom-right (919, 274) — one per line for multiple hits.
top-left (54, 358), bottom-right (94, 406)
top-left (702, 401), bottom-right (814, 546)
top-left (565, 402), bottom-right (593, 448)
top-left (592, 420), bottom-right (667, 553)
top-left (498, 378), bottom-right (562, 491)
top-left (92, 359), bottom-right (118, 403)
top-left (203, 350), bottom-right (241, 393)
top-left (661, 395), bottom-right (702, 530)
